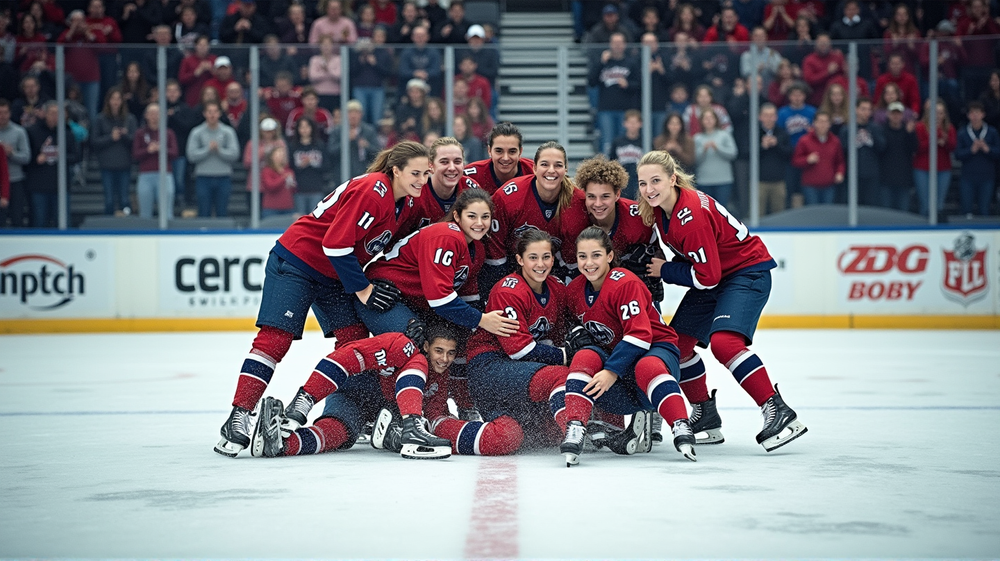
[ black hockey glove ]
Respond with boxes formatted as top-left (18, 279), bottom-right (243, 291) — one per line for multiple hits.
top-left (564, 325), bottom-right (597, 363)
top-left (644, 276), bottom-right (664, 303)
top-left (366, 279), bottom-right (402, 312)
top-left (621, 244), bottom-right (656, 278)
top-left (403, 317), bottom-right (427, 348)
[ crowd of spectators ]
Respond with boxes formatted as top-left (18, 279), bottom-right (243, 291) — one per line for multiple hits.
top-left (0, 0), bottom-right (500, 226)
top-left (584, 0), bottom-right (1000, 218)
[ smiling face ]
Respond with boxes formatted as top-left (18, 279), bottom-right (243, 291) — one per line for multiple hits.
top-left (637, 163), bottom-right (677, 210)
top-left (490, 135), bottom-right (522, 177)
top-left (534, 148), bottom-right (566, 200)
top-left (431, 144), bottom-right (464, 190)
top-left (392, 156), bottom-right (431, 198)
top-left (455, 200), bottom-right (491, 242)
top-left (576, 239), bottom-right (613, 283)
top-left (516, 240), bottom-right (554, 287)
top-left (584, 182), bottom-right (619, 224)
top-left (424, 337), bottom-right (458, 375)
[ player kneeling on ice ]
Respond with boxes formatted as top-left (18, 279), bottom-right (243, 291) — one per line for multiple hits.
top-left (250, 325), bottom-right (451, 460)
top-left (636, 150), bottom-right (807, 452)
top-left (560, 227), bottom-right (695, 467)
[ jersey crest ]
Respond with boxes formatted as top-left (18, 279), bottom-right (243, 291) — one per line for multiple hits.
top-left (512, 222), bottom-right (539, 240)
top-left (366, 229), bottom-right (393, 255)
top-left (453, 265), bottom-right (470, 288)
top-left (584, 320), bottom-right (615, 345)
top-left (528, 316), bottom-right (551, 340)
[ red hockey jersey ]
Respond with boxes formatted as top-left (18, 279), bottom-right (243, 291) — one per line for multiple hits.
top-left (274, 173), bottom-right (412, 292)
top-left (463, 157), bottom-right (534, 195)
top-left (559, 197), bottom-right (655, 267)
top-left (395, 175), bottom-right (481, 240)
top-left (467, 273), bottom-right (568, 361)
top-left (653, 188), bottom-right (775, 290)
top-left (487, 175), bottom-right (587, 265)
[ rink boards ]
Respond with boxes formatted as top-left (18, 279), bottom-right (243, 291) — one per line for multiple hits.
top-left (1, 227), bottom-right (998, 332)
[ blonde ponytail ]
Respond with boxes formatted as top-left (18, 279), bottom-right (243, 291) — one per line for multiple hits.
top-left (636, 150), bottom-right (696, 226)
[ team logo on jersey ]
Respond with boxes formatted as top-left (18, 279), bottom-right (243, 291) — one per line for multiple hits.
top-left (584, 320), bottom-right (615, 345)
top-left (417, 218), bottom-right (431, 229)
top-left (512, 223), bottom-right (540, 240)
top-left (365, 230), bottom-right (393, 255)
top-left (528, 316), bottom-right (551, 340)
top-left (942, 232), bottom-right (989, 306)
top-left (453, 265), bottom-right (469, 288)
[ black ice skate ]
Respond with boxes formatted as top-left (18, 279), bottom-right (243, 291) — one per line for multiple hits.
top-left (756, 386), bottom-right (808, 452)
top-left (689, 389), bottom-right (725, 445)
top-left (671, 419), bottom-right (697, 461)
top-left (560, 420), bottom-right (586, 467)
top-left (251, 397), bottom-right (285, 458)
top-left (356, 421), bottom-right (374, 445)
top-left (214, 405), bottom-right (253, 457)
top-left (282, 387), bottom-right (315, 433)
top-left (651, 412), bottom-right (663, 443)
top-left (371, 407), bottom-right (402, 453)
top-left (398, 415), bottom-right (451, 459)
top-left (592, 411), bottom-right (652, 455)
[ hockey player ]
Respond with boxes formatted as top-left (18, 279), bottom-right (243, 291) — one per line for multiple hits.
top-left (214, 141), bottom-right (430, 458)
top-left (462, 121), bottom-right (534, 195)
top-left (636, 150), bottom-right (808, 452)
top-left (561, 226), bottom-right (695, 466)
top-left (250, 326), bottom-right (452, 460)
top-left (395, 136), bottom-right (482, 240)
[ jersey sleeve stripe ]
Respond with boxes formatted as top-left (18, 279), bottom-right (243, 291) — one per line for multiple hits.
top-left (485, 257), bottom-right (508, 266)
top-left (460, 294), bottom-right (480, 302)
top-left (622, 334), bottom-right (651, 350)
top-left (428, 292), bottom-right (459, 307)
top-left (509, 340), bottom-right (536, 360)
top-left (691, 268), bottom-right (717, 290)
top-left (323, 246), bottom-right (355, 257)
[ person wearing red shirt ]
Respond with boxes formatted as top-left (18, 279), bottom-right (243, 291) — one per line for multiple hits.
top-left (396, 137), bottom-right (481, 239)
top-left (874, 53), bottom-right (921, 113)
top-left (370, 0), bottom-right (398, 26)
top-left (260, 72), bottom-right (303, 128)
top-left (456, 55), bottom-right (492, 110)
top-left (260, 145), bottom-right (296, 217)
top-left (462, 121), bottom-right (534, 194)
top-left (792, 112), bottom-right (845, 205)
top-left (58, 10), bottom-right (106, 123)
top-left (284, 88), bottom-right (335, 140)
top-left (801, 33), bottom-right (845, 106)
top-left (762, 0), bottom-right (796, 40)
top-left (85, 0), bottom-right (122, 103)
top-left (702, 7), bottom-right (750, 43)
top-left (178, 35), bottom-right (217, 107)
top-left (637, 150), bottom-right (807, 454)
top-left (958, 0), bottom-right (1000, 98)
top-left (203, 57), bottom-right (238, 106)
top-left (913, 98), bottom-right (958, 217)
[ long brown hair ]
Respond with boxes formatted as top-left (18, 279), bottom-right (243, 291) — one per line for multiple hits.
top-left (533, 141), bottom-right (576, 216)
top-left (441, 187), bottom-right (494, 223)
top-left (101, 87), bottom-right (127, 119)
top-left (576, 226), bottom-right (620, 268)
top-left (366, 140), bottom-right (429, 179)
top-left (920, 97), bottom-right (951, 131)
top-left (635, 150), bottom-right (697, 227)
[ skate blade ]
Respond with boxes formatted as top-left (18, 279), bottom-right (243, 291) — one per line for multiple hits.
top-left (214, 438), bottom-right (244, 458)
top-left (694, 428), bottom-right (725, 445)
top-left (564, 452), bottom-right (579, 467)
top-left (400, 443), bottom-right (451, 460)
top-left (761, 421), bottom-right (808, 452)
top-left (677, 443), bottom-right (697, 462)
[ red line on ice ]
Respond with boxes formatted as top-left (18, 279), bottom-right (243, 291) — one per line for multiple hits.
top-left (464, 458), bottom-right (518, 559)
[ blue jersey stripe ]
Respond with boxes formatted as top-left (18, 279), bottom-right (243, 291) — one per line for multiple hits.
top-left (731, 353), bottom-right (764, 384)
top-left (314, 358), bottom-right (348, 389)
top-left (456, 421), bottom-right (483, 455)
top-left (240, 358), bottom-right (274, 383)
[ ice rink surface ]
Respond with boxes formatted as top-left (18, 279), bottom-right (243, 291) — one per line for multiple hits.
top-left (1, 328), bottom-right (998, 560)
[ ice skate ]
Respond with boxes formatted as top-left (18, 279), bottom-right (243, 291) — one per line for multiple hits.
top-left (560, 420), bottom-right (586, 467)
top-left (371, 408), bottom-right (402, 453)
top-left (593, 411), bottom-right (652, 455)
top-left (689, 389), bottom-right (725, 445)
top-left (671, 419), bottom-right (697, 462)
top-left (281, 387), bottom-right (315, 433)
top-left (214, 405), bottom-right (253, 457)
top-left (399, 415), bottom-right (451, 459)
top-left (356, 421), bottom-right (374, 445)
top-left (251, 397), bottom-right (285, 458)
top-left (650, 412), bottom-right (663, 444)
top-left (756, 386), bottom-right (808, 452)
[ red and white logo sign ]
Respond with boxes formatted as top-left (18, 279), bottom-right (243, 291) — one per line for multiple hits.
top-left (838, 244), bottom-right (928, 301)
top-left (942, 233), bottom-right (989, 305)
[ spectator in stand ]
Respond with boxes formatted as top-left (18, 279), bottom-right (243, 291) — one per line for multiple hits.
top-left (683, 84), bottom-right (731, 136)
top-left (221, 82), bottom-right (247, 132)
top-left (665, 3), bottom-right (705, 42)
top-left (243, 115), bottom-right (286, 191)
top-left (458, 25), bottom-right (500, 94)
top-left (636, 33), bottom-right (668, 135)
top-left (284, 87), bottom-right (334, 141)
top-left (727, 76), bottom-right (753, 216)
top-left (697, 35), bottom-right (741, 99)
top-left (922, 20), bottom-right (965, 124)
top-left (875, 53), bottom-right (921, 114)
top-left (665, 32), bottom-right (700, 95)
top-left (0, 11), bottom-right (12, 63)
top-left (167, 0), bottom-right (212, 28)
top-left (802, 33), bottom-right (845, 107)
top-left (667, 83), bottom-right (690, 115)
top-left (638, 6), bottom-right (668, 42)
top-left (370, 0), bottom-right (397, 27)
top-left (329, 99), bottom-right (381, 180)
top-left (0, 98), bottom-right (32, 228)
top-left (119, 0), bottom-right (162, 58)
top-left (456, 55), bottom-right (492, 110)
top-left (395, 78), bottom-right (428, 143)
top-left (14, 14), bottom-right (51, 78)
top-left (432, 0), bottom-right (470, 44)
top-left (309, 0), bottom-right (357, 47)
top-left (259, 35), bottom-right (300, 89)
top-left (453, 113), bottom-right (484, 162)
top-left (589, 32), bottom-right (639, 154)
top-left (355, 4), bottom-right (378, 40)
top-left (758, 102), bottom-right (791, 215)
top-left (873, 82), bottom-right (917, 125)
top-left (779, 81), bottom-right (816, 208)
top-left (464, 96), bottom-right (493, 145)
top-left (141, 25), bottom-right (184, 89)
top-left (287, 117), bottom-right (330, 214)
top-left (58, 10), bottom-right (105, 124)
top-left (840, 97), bottom-right (886, 206)
top-left (204, 57), bottom-right (237, 106)
top-left (261, 71), bottom-right (302, 131)
top-left (260, 144), bottom-right (296, 217)
top-left (584, 4), bottom-right (636, 44)
top-left (654, 112), bottom-right (695, 169)
top-left (399, 25), bottom-right (442, 96)
top-left (164, 79), bottom-right (198, 210)
top-left (308, 35), bottom-right (343, 112)
top-left (174, 6), bottom-right (209, 52)
top-left (132, 102), bottom-right (178, 219)
top-left (608, 109), bottom-right (643, 199)
top-left (187, 100), bottom-right (239, 217)
top-left (782, 14), bottom-right (814, 68)
top-left (25, 101), bottom-right (80, 227)
top-left (954, 101), bottom-right (1000, 216)
top-left (421, 0), bottom-right (448, 30)
top-left (420, 97), bottom-right (447, 139)
top-left (792, 112), bottom-right (845, 206)
top-left (767, 58), bottom-right (796, 106)
top-left (913, 97), bottom-right (957, 218)
top-left (741, 26), bottom-right (782, 90)
top-left (92, 88), bottom-right (137, 216)
top-left (26, 1), bottom-right (64, 41)
top-left (85, 0), bottom-right (122, 102)
top-left (880, 101), bottom-right (917, 211)
top-left (179, 35), bottom-right (216, 106)
top-left (277, 3), bottom-right (310, 47)
top-left (693, 108), bottom-right (738, 207)
top-left (350, 36), bottom-right (392, 126)
top-left (958, 0), bottom-right (999, 102)
top-left (703, 6), bottom-right (749, 43)
top-left (980, 70), bottom-right (1000, 131)
top-left (763, 0), bottom-right (796, 41)
top-left (829, 0), bottom-right (879, 82)
top-left (118, 61), bottom-right (151, 122)
top-left (390, 1), bottom-right (426, 44)
top-left (883, 3), bottom-right (921, 75)
top-left (819, 82), bottom-right (849, 137)
top-left (731, 0), bottom-right (767, 30)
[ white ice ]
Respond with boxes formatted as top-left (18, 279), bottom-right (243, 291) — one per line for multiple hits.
top-left (1, 329), bottom-right (998, 559)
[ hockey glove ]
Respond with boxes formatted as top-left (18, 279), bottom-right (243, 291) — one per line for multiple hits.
top-left (565, 325), bottom-right (597, 363)
top-left (644, 276), bottom-right (664, 302)
top-left (458, 407), bottom-right (484, 423)
top-left (403, 317), bottom-right (427, 348)
top-left (366, 279), bottom-right (402, 312)
top-left (621, 243), bottom-right (656, 278)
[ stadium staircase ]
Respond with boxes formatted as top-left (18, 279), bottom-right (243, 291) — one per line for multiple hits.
top-left (495, 11), bottom-right (595, 171)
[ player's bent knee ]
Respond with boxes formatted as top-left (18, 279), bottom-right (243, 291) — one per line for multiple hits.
top-left (568, 348), bottom-right (604, 376)
top-left (709, 331), bottom-right (747, 365)
top-left (479, 416), bottom-right (524, 456)
top-left (253, 325), bottom-right (295, 362)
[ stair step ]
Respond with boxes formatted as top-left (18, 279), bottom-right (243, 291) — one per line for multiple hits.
top-left (499, 27), bottom-right (574, 38)
top-left (518, 124), bottom-right (590, 137)
top-left (498, 112), bottom-right (592, 123)
top-left (501, 13), bottom-right (573, 26)
top-left (499, 66), bottom-right (586, 77)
